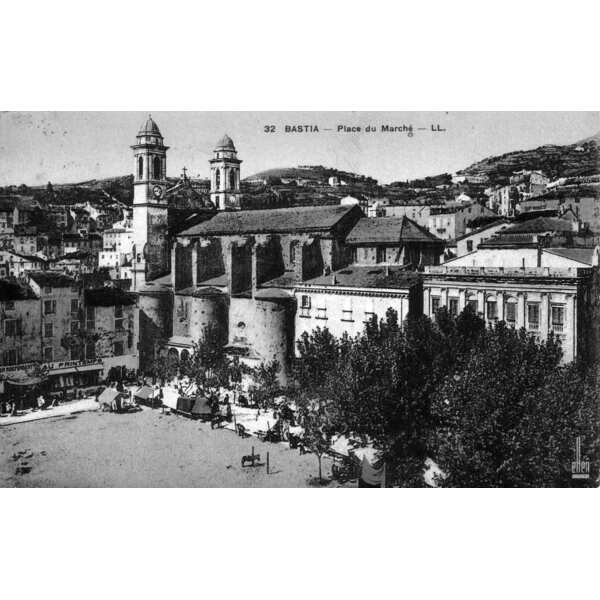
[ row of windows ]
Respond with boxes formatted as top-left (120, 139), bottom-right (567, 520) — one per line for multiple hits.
top-left (299, 297), bottom-right (379, 323)
top-left (430, 297), bottom-right (565, 331)
top-left (299, 305), bottom-right (379, 323)
top-left (348, 247), bottom-right (390, 264)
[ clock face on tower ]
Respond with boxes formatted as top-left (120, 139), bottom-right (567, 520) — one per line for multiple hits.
top-left (152, 185), bottom-right (163, 199)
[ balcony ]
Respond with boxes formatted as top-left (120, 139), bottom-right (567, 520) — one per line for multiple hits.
top-left (425, 266), bottom-right (590, 278)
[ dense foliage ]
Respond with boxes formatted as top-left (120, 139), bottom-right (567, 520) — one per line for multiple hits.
top-left (290, 307), bottom-right (599, 487)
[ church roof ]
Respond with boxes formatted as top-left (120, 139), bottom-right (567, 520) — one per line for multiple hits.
top-left (346, 216), bottom-right (444, 245)
top-left (179, 204), bottom-right (362, 236)
top-left (215, 134), bottom-right (235, 150)
top-left (138, 115), bottom-right (162, 137)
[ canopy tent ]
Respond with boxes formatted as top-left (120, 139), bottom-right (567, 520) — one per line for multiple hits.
top-left (191, 396), bottom-right (212, 418)
top-left (98, 387), bottom-right (120, 405)
top-left (134, 386), bottom-right (154, 401)
top-left (133, 385), bottom-right (157, 408)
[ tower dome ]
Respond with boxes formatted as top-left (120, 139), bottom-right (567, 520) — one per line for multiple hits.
top-left (138, 114), bottom-right (162, 137)
top-left (215, 134), bottom-right (235, 150)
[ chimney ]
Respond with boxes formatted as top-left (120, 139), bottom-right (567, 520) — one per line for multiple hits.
top-left (331, 273), bottom-right (337, 285)
top-left (385, 264), bottom-right (390, 277)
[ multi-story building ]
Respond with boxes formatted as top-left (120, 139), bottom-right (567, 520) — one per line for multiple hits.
top-left (6, 252), bottom-right (48, 278)
top-left (422, 264), bottom-right (600, 364)
top-left (83, 287), bottom-right (138, 377)
top-left (0, 198), bottom-right (16, 241)
top-left (27, 271), bottom-right (83, 364)
top-left (488, 185), bottom-right (518, 216)
top-left (509, 170), bottom-right (549, 198)
top-left (382, 203), bottom-right (434, 227)
top-left (62, 233), bottom-right (102, 255)
top-left (0, 279), bottom-right (40, 366)
top-left (345, 216), bottom-right (444, 267)
top-left (13, 225), bottom-right (38, 255)
top-left (293, 267), bottom-right (421, 343)
top-left (427, 201), bottom-right (495, 240)
top-left (446, 219), bottom-right (510, 258)
top-left (103, 227), bottom-right (134, 254)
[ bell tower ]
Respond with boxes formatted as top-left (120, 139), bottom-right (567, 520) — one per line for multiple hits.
top-left (210, 134), bottom-right (242, 210)
top-left (131, 115), bottom-right (169, 291)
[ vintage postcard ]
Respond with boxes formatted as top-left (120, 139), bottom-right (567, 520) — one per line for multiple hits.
top-left (0, 111), bottom-right (598, 487)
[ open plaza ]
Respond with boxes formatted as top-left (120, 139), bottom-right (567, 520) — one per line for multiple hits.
top-left (0, 401), bottom-right (348, 488)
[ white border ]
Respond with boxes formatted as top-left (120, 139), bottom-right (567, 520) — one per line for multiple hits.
top-left (2, 2), bottom-right (599, 600)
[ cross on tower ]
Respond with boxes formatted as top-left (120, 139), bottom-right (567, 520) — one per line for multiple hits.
top-left (182, 166), bottom-right (188, 180)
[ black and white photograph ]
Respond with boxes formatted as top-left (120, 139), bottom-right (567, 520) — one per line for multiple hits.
top-left (2, 4), bottom-right (598, 600)
top-left (1, 111), bottom-right (598, 488)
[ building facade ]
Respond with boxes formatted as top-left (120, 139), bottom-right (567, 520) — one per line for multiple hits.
top-left (422, 264), bottom-right (599, 363)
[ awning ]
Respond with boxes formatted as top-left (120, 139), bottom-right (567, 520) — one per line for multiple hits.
top-left (76, 364), bottom-right (104, 373)
top-left (49, 366), bottom-right (80, 376)
top-left (6, 376), bottom-right (44, 387)
top-left (191, 396), bottom-right (212, 416)
top-left (134, 386), bottom-right (154, 401)
top-left (98, 388), bottom-right (120, 404)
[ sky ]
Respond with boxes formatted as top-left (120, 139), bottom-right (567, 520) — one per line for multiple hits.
top-left (0, 111), bottom-right (598, 187)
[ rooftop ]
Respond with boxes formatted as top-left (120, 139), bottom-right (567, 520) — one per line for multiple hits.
top-left (215, 134), bottom-right (235, 151)
top-left (0, 279), bottom-right (37, 301)
top-left (138, 115), bottom-right (162, 137)
top-left (454, 219), bottom-right (510, 242)
top-left (300, 265), bottom-right (419, 290)
top-left (346, 216), bottom-right (443, 245)
top-left (506, 216), bottom-right (575, 234)
top-left (28, 271), bottom-right (78, 288)
top-left (84, 287), bottom-right (136, 307)
top-left (179, 204), bottom-right (362, 237)
top-left (479, 234), bottom-right (537, 248)
top-left (543, 247), bottom-right (598, 266)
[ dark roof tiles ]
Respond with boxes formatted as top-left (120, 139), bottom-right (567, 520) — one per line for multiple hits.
top-left (346, 216), bottom-right (443, 245)
top-left (180, 204), bottom-right (361, 236)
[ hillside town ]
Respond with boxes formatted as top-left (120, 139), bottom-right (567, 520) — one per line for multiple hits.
top-left (1, 115), bottom-right (598, 487)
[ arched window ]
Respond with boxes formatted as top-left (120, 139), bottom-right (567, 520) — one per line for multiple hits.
top-left (229, 169), bottom-right (236, 189)
top-left (215, 169), bottom-right (221, 189)
top-left (153, 156), bottom-right (161, 179)
top-left (138, 156), bottom-right (144, 180)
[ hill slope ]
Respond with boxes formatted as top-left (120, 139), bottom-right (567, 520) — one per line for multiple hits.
top-left (461, 139), bottom-right (599, 184)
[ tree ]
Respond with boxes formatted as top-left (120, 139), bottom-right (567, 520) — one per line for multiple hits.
top-left (181, 322), bottom-right (229, 392)
top-left (251, 360), bottom-right (281, 408)
top-left (430, 322), bottom-right (599, 487)
top-left (295, 392), bottom-right (336, 484)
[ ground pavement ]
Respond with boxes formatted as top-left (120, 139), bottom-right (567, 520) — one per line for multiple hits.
top-left (0, 407), bottom-right (349, 487)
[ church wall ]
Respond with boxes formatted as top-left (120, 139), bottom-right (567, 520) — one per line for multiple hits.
top-left (228, 296), bottom-right (295, 384)
top-left (137, 286), bottom-right (173, 372)
top-left (253, 237), bottom-right (285, 289)
top-left (172, 292), bottom-right (228, 343)
top-left (228, 239), bottom-right (253, 295)
top-left (173, 242), bottom-right (193, 290)
top-left (196, 238), bottom-right (226, 284)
